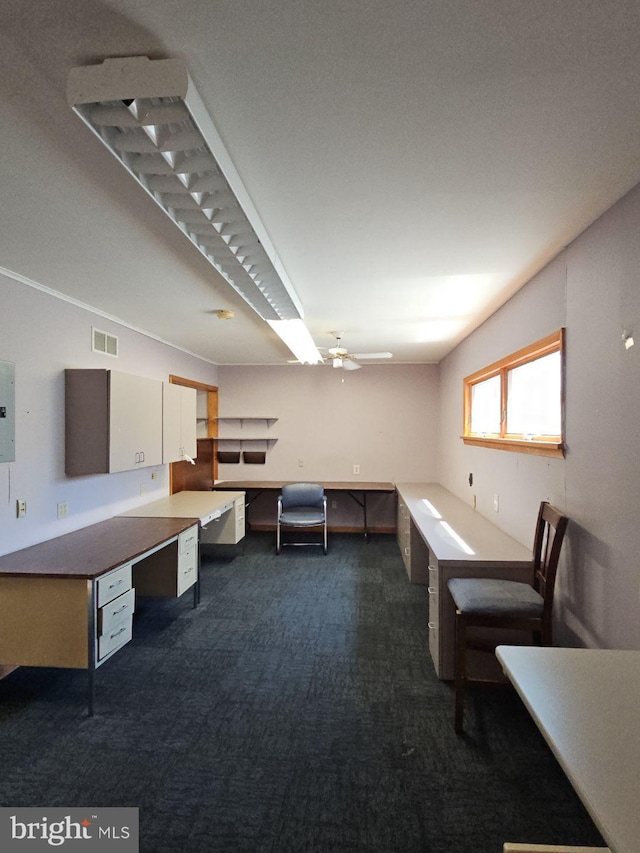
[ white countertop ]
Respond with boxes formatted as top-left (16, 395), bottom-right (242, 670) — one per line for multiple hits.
top-left (396, 483), bottom-right (532, 567)
top-left (120, 490), bottom-right (245, 526)
top-left (497, 645), bottom-right (640, 853)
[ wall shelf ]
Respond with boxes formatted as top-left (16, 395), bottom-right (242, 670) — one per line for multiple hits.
top-left (214, 417), bottom-right (277, 428)
top-left (215, 437), bottom-right (278, 446)
top-left (214, 418), bottom-right (278, 464)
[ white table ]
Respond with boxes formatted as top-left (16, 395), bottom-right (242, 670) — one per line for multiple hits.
top-left (497, 646), bottom-right (640, 853)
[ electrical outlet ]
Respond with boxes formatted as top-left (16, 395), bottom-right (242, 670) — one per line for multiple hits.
top-left (331, 500), bottom-right (337, 509)
top-left (298, 458), bottom-right (304, 467)
top-left (353, 464), bottom-right (360, 475)
top-left (151, 471), bottom-right (159, 480)
top-left (493, 494), bottom-right (499, 512)
top-left (57, 501), bottom-right (69, 519)
top-left (16, 499), bottom-right (26, 518)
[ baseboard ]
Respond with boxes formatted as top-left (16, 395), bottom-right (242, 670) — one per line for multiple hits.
top-left (249, 524), bottom-right (396, 535)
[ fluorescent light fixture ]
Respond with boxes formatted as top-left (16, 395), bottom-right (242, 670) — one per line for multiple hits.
top-left (67, 56), bottom-right (304, 323)
top-left (439, 521), bottom-right (475, 555)
top-left (267, 319), bottom-right (323, 364)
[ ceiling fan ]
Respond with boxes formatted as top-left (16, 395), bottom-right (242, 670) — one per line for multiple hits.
top-left (323, 332), bottom-right (393, 370)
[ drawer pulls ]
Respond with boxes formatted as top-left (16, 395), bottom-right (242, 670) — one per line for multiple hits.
top-left (109, 625), bottom-right (128, 641)
top-left (428, 621), bottom-right (437, 629)
top-left (427, 587), bottom-right (437, 595)
top-left (110, 603), bottom-right (128, 616)
top-left (108, 578), bottom-right (125, 591)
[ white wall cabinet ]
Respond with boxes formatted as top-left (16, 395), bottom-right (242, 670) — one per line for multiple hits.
top-left (162, 383), bottom-right (197, 463)
top-left (65, 369), bottom-right (163, 475)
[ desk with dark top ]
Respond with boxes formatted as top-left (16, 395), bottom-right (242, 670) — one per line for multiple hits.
top-left (212, 480), bottom-right (396, 539)
top-left (0, 515), bottom-right (199, 715)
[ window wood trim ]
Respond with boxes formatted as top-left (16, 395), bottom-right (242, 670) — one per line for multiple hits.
top-left (462, 329), bottom-right (565, 458)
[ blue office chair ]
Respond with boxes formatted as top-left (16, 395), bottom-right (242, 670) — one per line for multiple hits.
top-left (276, 483), bottom-right (328, 555)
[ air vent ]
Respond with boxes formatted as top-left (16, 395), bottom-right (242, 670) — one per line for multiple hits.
top-left (92, 327), bottom-right (118, 357)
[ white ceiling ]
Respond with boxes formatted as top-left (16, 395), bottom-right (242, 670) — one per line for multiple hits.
top-left (2, 0), bottom-right (640, 365)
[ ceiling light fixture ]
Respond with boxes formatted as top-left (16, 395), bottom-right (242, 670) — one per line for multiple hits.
top-left (67, 57), bottom-right (321, 368)
top-left (267, 319), bottom-right (322, 365)
top-left (214, 309), bottom-right (235, 320)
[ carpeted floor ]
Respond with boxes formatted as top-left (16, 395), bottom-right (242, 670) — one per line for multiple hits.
top-left (0, 532), bottom-right (603, 852)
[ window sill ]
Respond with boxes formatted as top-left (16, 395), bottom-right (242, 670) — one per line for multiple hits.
top-left (462, 436), bottom-right (565, 458)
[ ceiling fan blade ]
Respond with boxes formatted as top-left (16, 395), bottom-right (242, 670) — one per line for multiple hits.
top-left (350, 352), bottom-right (393, 360)
top-left (342, 359), bottom-right (361, 370)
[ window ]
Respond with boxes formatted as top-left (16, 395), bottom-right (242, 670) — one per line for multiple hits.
top-left (463, 329), bottom-right (565, 458)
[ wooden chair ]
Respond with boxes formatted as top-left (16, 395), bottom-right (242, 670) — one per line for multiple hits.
top-left (447, 501), bottom-right (568, 733)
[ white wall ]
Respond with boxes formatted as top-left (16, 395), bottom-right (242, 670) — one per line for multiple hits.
top-left (0, 272), bottom-right (219, 556)
top-left (563, 185), bottom-right (640, 649)
top-left (217, 363), bottom-right (439, 529)
top-left (438, 183), bottom-right (640, 651)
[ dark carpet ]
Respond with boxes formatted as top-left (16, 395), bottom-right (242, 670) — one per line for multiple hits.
top-left (0, 532), bottom-right (604, 852)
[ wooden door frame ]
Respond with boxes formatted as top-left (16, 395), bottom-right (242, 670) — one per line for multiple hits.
top-left (168, 375), bottom-right (218, 494)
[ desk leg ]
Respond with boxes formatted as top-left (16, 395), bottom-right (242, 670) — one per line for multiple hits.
top-left (194, 544), bottom-right (200, 608)
top-left (87, 580), bottom-right (96, 717)
top-left (244, 488), bottom-right (264, 532)
top-left (345, 491), bottom-right (368, 541)
top-left (363, 492), bottom-right (369, 541)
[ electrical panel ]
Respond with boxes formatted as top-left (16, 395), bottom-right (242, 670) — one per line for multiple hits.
top-left (0, 360), bottom-right (15, 463)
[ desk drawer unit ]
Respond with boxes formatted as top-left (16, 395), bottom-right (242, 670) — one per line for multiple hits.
top-left (95, 564), bottom-right (134, 665)
top-left (97, 563), bottom-right (132, 608)
top-left (177, 525), bottom-right (198, 596)
top-left (132, 525), bottom-right (199, 599)
top-left (98, 587), bottom-right (135, 637)
top-left (427, 563), bottom-right (439, 671)
top-left (201, 496), bottom-right (245, 544)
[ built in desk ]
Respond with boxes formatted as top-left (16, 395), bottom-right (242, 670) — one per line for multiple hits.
top-left (213, 480), bottom-right (395, 539)
top-left (0, 515), bottom-right (200, 715)
top-left (497, 645), bottom-right (637, 853)
top-left (396, 483), bottom-right (533, 679)
top-left (120, 489), bottom-right (246, 546)
top-left (120, 490), bottom-right (246, 603)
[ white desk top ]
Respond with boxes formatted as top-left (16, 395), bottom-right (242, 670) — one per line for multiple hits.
top-left (497, 646), bottom-right (640, 853)
top-left (120, 490), bottom-right (245, 526)
top-left (396, 483), bottom-right (532, 567)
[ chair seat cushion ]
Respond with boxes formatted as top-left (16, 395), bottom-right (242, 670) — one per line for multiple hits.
top-left (447, 577), bottom-right (543, 617)
top-left (279, 509), bottom-right (326, 526)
